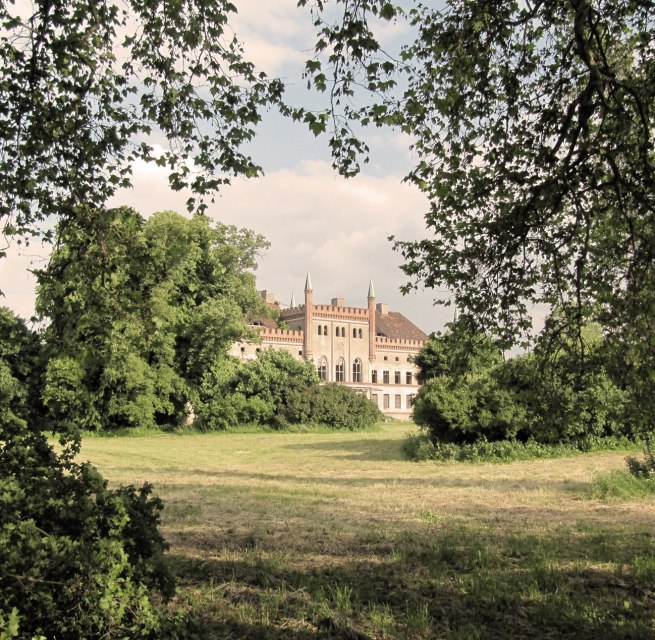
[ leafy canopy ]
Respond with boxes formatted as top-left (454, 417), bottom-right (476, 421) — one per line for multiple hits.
top-left (301, 0), bottom-right (655, 348)
top-left (0, 0), bottom-right (285, 246)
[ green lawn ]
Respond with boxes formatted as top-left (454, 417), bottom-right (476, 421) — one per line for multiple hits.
top-left (80, 424), bottom-right (655, 639)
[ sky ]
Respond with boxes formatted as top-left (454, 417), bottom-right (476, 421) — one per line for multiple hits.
top-left (1, 0), bottom-right (453, 335)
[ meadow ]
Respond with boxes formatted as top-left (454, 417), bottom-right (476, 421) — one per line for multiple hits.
top-left (80, 424), bottom-right (655, 639)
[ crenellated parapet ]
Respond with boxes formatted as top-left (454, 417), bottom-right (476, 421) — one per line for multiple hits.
top-left (375, 336), bottom-right (425, 350)
top-left (258, 326), bottom-right (304, 344)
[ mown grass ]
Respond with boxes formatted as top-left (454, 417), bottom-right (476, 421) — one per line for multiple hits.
top-left (80, 423), bottom-right (655, 639)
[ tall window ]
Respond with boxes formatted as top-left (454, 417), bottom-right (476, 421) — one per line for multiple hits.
top-left (324, 325), bottom-right (328, 335)
top-left (353, 328), bottom-right (357, 338)
top-left (383, 371), bottom-right (390, 384)
top-left (395, 394), bottom-right (402, 409)
top-left (335, 326), bottom-right (340, 337)
top-left (383, 394), bottom-right (390, 409)
top-left (317, 357), bottom-right (328, 381)
top-left (352, 358), bottom-right (362, 383)
top-left (406, 372), bottom-right (412, 385)
top-left (394, 371), bottom-right (401, 384)
top-left (358, 328), bottom-right (363, 338)
top-left (371, 370), bottom-right (377, 384)
top-left (318, 325), bottom-right (322, 336)
top-left (335, 358), bottom-right (345, 382)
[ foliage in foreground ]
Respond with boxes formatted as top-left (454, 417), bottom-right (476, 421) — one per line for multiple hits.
top-left (1, 312), bottom-right (187, 637)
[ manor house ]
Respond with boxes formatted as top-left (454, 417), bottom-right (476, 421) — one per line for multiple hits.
top-left (230, 274), bottom-right (428, 420)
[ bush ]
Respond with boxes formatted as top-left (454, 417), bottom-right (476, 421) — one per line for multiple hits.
top-left (590, 470), bottom-right (655, 500)
top-left (626, 438), bottom-right (655, 479)
top-left (412, 373), bottom-right (528, 444)
top-left (277, 383), bottom-right (383, 430)
top-left (0, 434), bottom-right (184, 639)
top-left (196, 349), bottom-right (320, 430)
top-left (403, 432), bottom-right (634, 463)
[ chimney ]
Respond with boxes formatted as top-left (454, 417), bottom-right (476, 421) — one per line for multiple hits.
top-left (260, 290), bottom-right (277, 305)
top-left (376, 302), bottom-right (389, 316)
top-left (331, 297), bottom-right (345, 307)
top-left (368, 280), bottom-right (376, 362)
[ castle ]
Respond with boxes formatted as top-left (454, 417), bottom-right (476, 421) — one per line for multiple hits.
top-left (230, 274), bottom-right (428, 419)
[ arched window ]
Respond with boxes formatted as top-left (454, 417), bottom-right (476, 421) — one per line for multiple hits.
top-left (318, 325), bottom-right (322, 336)
top-left (335, 357), bottom-right (345, 382)
top-left (324, 324), bottom-right (328, 335)
top-left (358, 328), bottom-right (363, 339)
top-left (352, 358), bottom-right (362, 383)
top-left (353, 328), bottom-right (357, 338)
top-left (317, 356), bottom-right (328, 381)
top-left (335, 326), bottom-right (339, 337)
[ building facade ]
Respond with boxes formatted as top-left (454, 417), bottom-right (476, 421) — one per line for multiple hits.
top-left (230, 274), bottom-right (428, 420)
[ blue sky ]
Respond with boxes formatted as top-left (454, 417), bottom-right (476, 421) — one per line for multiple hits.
top-left (1, 0), bottom-right (453, 334)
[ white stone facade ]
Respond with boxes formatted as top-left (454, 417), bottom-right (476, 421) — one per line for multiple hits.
top-left (230, 276), bottom-right (427, 420)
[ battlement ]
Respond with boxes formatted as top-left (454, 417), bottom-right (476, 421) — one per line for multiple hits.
top-left (375, 336), bottom-right (425, 349)
top-left (312, 304), bottom-right (368, 317)
top-left (259, 326), bottom-right (304, 343)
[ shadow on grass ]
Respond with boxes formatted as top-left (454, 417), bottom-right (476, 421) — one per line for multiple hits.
top-left (157, 469), bottom-right (590, 494)
top-left (166, 522), bottom-right (655, 640)
top-left (282, 436), bottom-right (408, 462)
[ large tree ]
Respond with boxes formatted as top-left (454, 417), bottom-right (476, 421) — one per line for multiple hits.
top-left (301, 0), bottom-right (655, 345)
top-left (36, 207), bottom-right (267, 431)
top-left (0, 0), bottom-right (285, 246)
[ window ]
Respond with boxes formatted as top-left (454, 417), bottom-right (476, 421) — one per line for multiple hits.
top-left (358, 328), bottom-right (362, 338)
top-left (395, 394), bottom-right (402, 409)
top-left (324, 325), bottom-right (328, 335)
top-left (383, 394), bottom-right (390, 409)
top-left (394, 371), bottom-right (401, 385)
top-left (317, 357), bottom-right (328, 381)
top-left (318, 325), bottom-right (322, 336)
top-left (407, 394), bottom-right (416, 407)
top-left (353, 328), bottom-right (357, 338)
top-left (406, 372), bottom-right (412, 385)
top-left (371, 394), bottom-right (379, 406)
top-left (383, 371), bottom-right (389, 384)
top-left (298, 350), bottom-right (303, 356)
top-left (352, 358), bottom-right (362, 383)
top-left (335, 326), bottom-right (340, 337)
top-left (384, 356), bottom-right (388, 361)
top-left (371, 370), bottom-right (377, 384)
top-left (335, 358), bottom-right (345, 382)
top-left (395, 356), bottom-right (400, 362)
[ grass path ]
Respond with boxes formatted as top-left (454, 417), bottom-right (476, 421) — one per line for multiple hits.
top-left (81, 425), bottom-right (655, 639)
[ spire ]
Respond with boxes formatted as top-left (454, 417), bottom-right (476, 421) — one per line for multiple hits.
top-left (368, 279), bottom-right (375, 299)
top-left (290, 292), bottom-right (296, 307)
top-left (305, 271), bottom-right (313, 291)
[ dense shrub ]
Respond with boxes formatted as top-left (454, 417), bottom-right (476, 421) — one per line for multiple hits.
top-left (412, 373), bottom-right (528, 444)
top-left (195, 349), bottom-right (319, 429)
top-left (412, 319), bottom-right (631, 448)
top-left (1, 308), bottom-right (187, 638)
top-left (0, 428), bottom-right (186, 639)
top-left (277, 383), bottom-right (383, 430)
top-left (403, 433), bottom-right (635, 463)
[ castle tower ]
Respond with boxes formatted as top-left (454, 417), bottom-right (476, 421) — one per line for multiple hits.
top-left (367, 280), bottom-right (376, 362)
top-left (303, 272), bottom-right (313, 359)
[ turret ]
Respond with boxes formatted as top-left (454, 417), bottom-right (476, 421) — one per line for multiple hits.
top-left (303, 272), bottom-right (313, 359)
top-left (367, 280), bottom-right (376, 362)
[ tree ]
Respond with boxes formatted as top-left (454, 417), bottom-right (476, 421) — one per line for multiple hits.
top-left (35, 207), bottom-right (267, 431)
top-left (0, 0), bottom-right (286, 247)
top-left (301, 0), bottom-right (655, 352)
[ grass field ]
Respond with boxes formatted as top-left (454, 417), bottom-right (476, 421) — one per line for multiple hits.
top-left (80, 424), bottom-right (655, 639)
